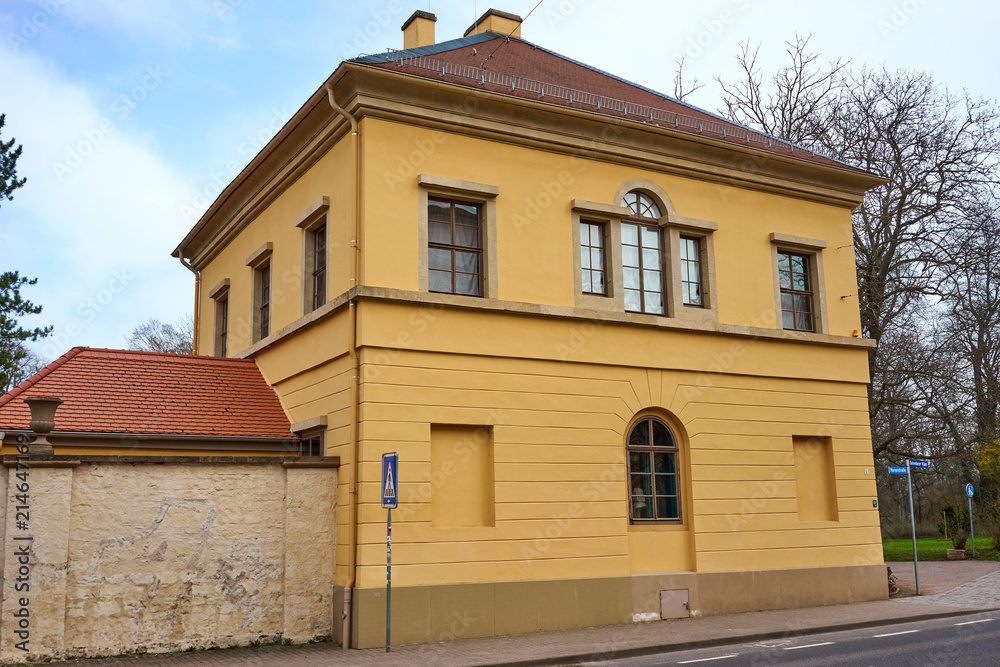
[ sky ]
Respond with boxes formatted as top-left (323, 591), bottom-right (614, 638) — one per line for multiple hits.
top-left (1, 0), bottom-right (998, 364)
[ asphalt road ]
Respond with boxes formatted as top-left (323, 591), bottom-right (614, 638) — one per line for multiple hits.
top-left (581, 611), bottom-right (1000, 666)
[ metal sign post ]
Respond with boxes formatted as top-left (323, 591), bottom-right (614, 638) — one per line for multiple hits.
top-left (967, 483), bottom-right (975, 559)
top-left (381, 452), bottom-right (399, 653)
top-left (905, 460), bottom-right (928, 594)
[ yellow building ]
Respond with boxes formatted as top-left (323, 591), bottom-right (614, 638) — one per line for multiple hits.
top-left (173, 8), bottom-right (887, 649)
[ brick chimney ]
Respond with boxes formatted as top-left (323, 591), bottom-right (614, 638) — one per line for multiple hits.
top-left (402, 10), bottom-right (436, 49)
top-left (464, 8), bottom-right (523, 38)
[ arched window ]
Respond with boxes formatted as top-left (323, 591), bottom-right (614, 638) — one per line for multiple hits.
top-left (622, 191), bottom-right (662, 219)
top-left (627, 416), bottom-right (681, 522)
top-left (621, 191), bottom-right (664, 315)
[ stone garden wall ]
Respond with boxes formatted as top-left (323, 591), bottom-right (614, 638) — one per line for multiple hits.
top-left (0, 456), bottom-right (337, 662)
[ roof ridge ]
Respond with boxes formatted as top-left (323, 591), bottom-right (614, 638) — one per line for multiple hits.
top-left (0, 346), bottom-right (85, 408)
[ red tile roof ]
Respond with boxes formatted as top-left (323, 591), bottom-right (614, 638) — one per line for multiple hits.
top-left (0, 347), bottom-right (294, 438)
top-left (358, 34), bottom-right (858, 172)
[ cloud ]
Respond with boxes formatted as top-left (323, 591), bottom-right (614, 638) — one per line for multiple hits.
top-left (0, 44), bottom-right (194, 360)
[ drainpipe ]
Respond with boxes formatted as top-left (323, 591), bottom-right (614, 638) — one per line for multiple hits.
top-left (177, 252), bottom-right (201, 355)
top-left (325, 81), bottom-right (361, 650)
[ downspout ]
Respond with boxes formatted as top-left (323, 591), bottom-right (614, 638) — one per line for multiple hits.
top-left (325, 81), bottom-right (361, 650)
top-left (177, 252), bottom-right (201, 355)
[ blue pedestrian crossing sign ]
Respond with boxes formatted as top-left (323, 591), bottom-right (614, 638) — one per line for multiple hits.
top-left (967, 483), bottom-right (975, 498)
top-left (381, 452), bottom-right (398, 509)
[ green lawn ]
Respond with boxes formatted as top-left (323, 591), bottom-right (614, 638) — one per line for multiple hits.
top-left (883, 537), bottom-right (1000, 561)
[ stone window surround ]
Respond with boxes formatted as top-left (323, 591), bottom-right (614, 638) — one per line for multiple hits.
top-left (296, 196), bottom-right (330, 316)
top-left (246, 242), bottom-right (273, 343)
top-left (417, 174), bottom-right (499, 299)
top-left (208, 278), bottom-right (230, 357)
top-left (769, 232), bottom-right (829, 335)
top-left (291, 416), bottom-right (328, 457)
top-left (572, 179), bottom-right (719, 325)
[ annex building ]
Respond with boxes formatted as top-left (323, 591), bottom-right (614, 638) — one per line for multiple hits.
top-left (3, 8), bottom-right (887, 654)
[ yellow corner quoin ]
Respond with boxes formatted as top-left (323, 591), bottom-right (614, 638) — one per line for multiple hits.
top-left (172, 6), bottom-right (887, 650)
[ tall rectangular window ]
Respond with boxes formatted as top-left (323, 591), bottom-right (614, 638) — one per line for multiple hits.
top-left (580, 221), bottom-right (606, 295)
top-left (258, 263), bottom-right (271, 340)
top-left (215, 296), bottom-right (228, 357)
top-left (427, 198), bottom-right (482, 296)
top-left (622, 222), bottom-right (664, 315)
top-left (778, 251), bottom-right (814, 331)
top-left (680, 236), bottom-right (703, 306)
top-left (312, 223), bottom-right (327, 310)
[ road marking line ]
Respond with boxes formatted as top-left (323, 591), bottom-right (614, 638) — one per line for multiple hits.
top-left (678, 655), bottom-right (739, 664)
top-left (873, 629), bottom-right (920, 637)
top-left (955, 619), bottom-right (994, 626)
top-left (783, 642), bottom-right (834, 650)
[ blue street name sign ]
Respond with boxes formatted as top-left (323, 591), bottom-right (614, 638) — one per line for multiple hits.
top-left (967, 483), bottom-right (975, 498)
top-left (908, 460), bottom-right (929, 469)
top-left (381, 452), bottom-right (398, 509)
top-left (888, 466), bottom-right (908, 475)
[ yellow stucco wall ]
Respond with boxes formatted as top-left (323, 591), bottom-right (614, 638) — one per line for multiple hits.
top-left (188, 108), bottom-right (880, 596)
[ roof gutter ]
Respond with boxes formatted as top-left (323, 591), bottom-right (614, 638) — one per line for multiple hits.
top-left (177, 251), bottom-right (201, 354)
top-left (324, 80), bottom-right (362, 650)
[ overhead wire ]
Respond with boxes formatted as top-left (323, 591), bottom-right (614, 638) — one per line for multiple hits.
top-left (479, 0), bottom-right (545, 69)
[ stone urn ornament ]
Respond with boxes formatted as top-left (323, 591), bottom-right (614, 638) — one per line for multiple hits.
top-left (23, 396), bottom-right (63, 457)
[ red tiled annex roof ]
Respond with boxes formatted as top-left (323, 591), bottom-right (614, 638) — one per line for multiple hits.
top-left (0, 347), bottom-right (294, 439)
top-left (362, 35), bottom-right (858, 172)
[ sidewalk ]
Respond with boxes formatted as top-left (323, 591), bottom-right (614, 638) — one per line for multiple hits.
top-left (41, 562), bottom-right (1000, 667)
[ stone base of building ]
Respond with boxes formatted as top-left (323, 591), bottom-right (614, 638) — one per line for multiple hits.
top-left (347, 564), bottom-right (888, 649)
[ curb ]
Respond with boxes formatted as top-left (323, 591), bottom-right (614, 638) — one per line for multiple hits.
top-left (478, 607), bottom-right (999, 667)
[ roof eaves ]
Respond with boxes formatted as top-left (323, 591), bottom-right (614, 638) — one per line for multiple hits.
top-left (0, 346), bottom-right (85, 408)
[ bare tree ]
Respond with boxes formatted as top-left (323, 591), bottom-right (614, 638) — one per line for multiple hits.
top-left (125, 315), bottom-right (194, 355)
top-left (716, 34), bottom-right (847, 146)
top-left (672, 56), bottom-right (704, 102)
top-left (0, 341), bottom-right (45, 393)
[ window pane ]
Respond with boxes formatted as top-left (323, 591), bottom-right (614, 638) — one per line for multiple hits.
top-left (792, 271), bottom-right (809, 291)
top-left (428, 199), bottom-right (451, 221)
top-left (631, 474), bottom-right (652, 496)
top-left (429, 247), bottom-right (451, 271)
top-left (625, 289), bottom-right (642, 312)
top-left (641, 226), bottom-right (661, 248)
top-left (455, 272), bottom-right (480, 296)
top-left (455, 224), bottom-right (480, 248)
top-left (632, 496), bottom-right (652, 519)
top-left (629, 425), bottom-right (649, 448)
top-left (688, 261), bottom-right (700, 284)
top-left (581, 244), bottom-right (591, 270)
top-left (590, 248), bottom-right (604, 271)
top-left (455, 251), bottom-right (480, 274)
top-left (779, 269), bottom-right (792, 290)
top-left (781, 292), bottom-right (793, 311)
top-left (622, 223), bottom-right (638, 246)
top-left (794, 294), bottom-right (811, 313)
top-left (622, 245), bottom-right (639, 268)
top-left (795, 311), bottom-right (812, 331)
top-left (655, 474), bottom-right (677, 496)
top-left (454, 204), bottom-right (478, 226)
top-left (624, 267), bottom-right (641, 290)
top-left (686, 284), bottom-right (702, 306)
top-left (629, 450), bottom-right (649, 472)
top-left (429, 269), bottom-right (452, 292)
top-left (643, 269), bottom-right (662, 291)
top-left (657, 496), bottom-right (679, 520)
top-left (429, 220), bottom-right (451, 244)
top-left (645, 292), bottom-right (663, 314)
top-left (651, 420), bottom-right (673, 447)
top-left (778, 253), bottom-right (790, 271)
top-left (782, 309), bottom-right (796, 329)
top-left (580, 223), bottom-right (591, 246)
top-left (592, 273), bottom-right (605, 294)
top-left (642, 248), bottom-right (661, 270)
top-left (791, 254), bottom-right (806, 273)
top-left (582, 271), bottom-right (592, 293)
